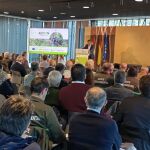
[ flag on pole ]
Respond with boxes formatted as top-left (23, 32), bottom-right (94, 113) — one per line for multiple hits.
top-left (103, 32), bottom-right (109, 62)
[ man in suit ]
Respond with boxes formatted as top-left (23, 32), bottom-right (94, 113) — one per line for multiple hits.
top-left (114, 75), bottom-right (150, 150)
top-left (83, 39), bottom-right (95, 59)
top-left (69, 87), bottom-right (122, 150)
top-left (105, 70), bottom-right (134, 101)
top-left (59, 64), bottom-right (91, 112)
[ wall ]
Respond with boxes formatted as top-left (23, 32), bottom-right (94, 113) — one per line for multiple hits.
top-left (114, 26), bottom-right (150, 66)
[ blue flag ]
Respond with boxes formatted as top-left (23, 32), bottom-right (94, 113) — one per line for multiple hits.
top-left (103, 33), bottom-right (109, 62)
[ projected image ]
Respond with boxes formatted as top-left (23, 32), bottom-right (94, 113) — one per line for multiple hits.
top-left (29, 28), bottom-right (68, 55)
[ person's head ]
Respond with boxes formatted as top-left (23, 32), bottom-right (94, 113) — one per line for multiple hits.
top-left (4, 52), bottom-right (9, 59)
top-left (0, 95), bottom-right (33, 136)
top-left (87, 39), bottom-right (92, 45)
top-left (55, 63), bottom-right (65, 74)
top-left (66, 60), bottom-right (73, 70)
top-left (71, 64), bottom-right (86, 82)
top-left (120, 63), bottom-right (127, 72)
top-left (127, 66), bottom-right (138, 77)
top-left (22, 51), bottom-right (27, 59)
top-left (43, 67), bottom-right (54, 78)
top-left (114, 70), bottom-right (126, 84)
top-left (49, 59), bottom-right (56, 68)
top-left (140, 67), bottom-right (149, 74)
top-left (48, 70), bottom-right (62, 87)
top-left (85, 59), bottom-right (94, 70)
top-left (31, 77), bottom-right (49, 100)
top-left (31, 62), bottom-right (39, 72)
top-left (85, 87), bottom-right (107, 110)
top-left (139, 75), bottom-right (150, 98)
top-left (102, 63), bottom-right (111, 74)
top-left (110, 63), bottom-right (114, 74)
top-left (16, 55), bottom-right (23, 63)
top-left (85, 68), bottom-right (94, 85)
top-left (42, 55), bottom-right (48, 61)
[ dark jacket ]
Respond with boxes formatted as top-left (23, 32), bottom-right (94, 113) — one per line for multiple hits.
top-left (0, 79), bottom-right (14, 98)
top-left (105, 83), bottom-right (134, 101)
top-left (11, 62), bottom-right (27, 77)
top-left (69, 110), bottom-right (122, 150)
top-left (114, 95), bottom-right (150, 150)
top-left (0, 131), bottom-right (40, 150)
top-left (83, 44), bottom-right (95, 59)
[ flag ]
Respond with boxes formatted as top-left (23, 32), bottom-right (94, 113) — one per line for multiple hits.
top-left (97, 41), bottom-right (102, 65)
top-left (103, 32), bottom-right (109, 62)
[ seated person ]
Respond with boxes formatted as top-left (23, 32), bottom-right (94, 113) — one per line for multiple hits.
top-left (29, 77), bottom-right (65, 149)
top-left (69, 87), bottom-right (121, 150)
top-left (120, 63), bottom-right (128, 72)
top-left (85, 68), bottom-right (94, 86)
top-left (55, 63), bottom-right (68, 89)
top-left (105, 70), bottom-right (134, 101)
top-left (114, 75), bottom-right (150, 150)
top-left (0, 63), bottom-right (14, 98)
top-left (94, 63), bottom-right (114, 88)
top-left (124, 66), bottom-right (139, 93)
top-left (137, 67), bottom-right (149, 80)
top-left (0, 95), bottom-right (40, 150)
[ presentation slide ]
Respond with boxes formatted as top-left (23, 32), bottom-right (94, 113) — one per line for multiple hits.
top-left (28, 28), bottom-right (68, 55)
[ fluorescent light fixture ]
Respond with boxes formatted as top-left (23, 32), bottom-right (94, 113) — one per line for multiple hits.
top-left (3, 12), bottom-right (9, 15)
top-left (112, 13), bottom-right (118, 16)
top-left (53, 16), bottom-right (57, 19)
top-left (38, 9), bottom-right (44, 12)
top-left (60, 12), bottom-right (66, 15)
top-left (134, 0), bottom-right (143, 2)
top-left (70, 16), bottom-right (75, 18)
top-left (83, 6), bottom-right (90, 9)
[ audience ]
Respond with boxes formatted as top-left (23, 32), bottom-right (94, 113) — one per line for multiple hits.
top-left (85, 68), bottom-right (94, 86)
top-left (29, 77), bottom-right (65, 149)
top-left (120, 63), bottom-right (128, 72)
top-left (85, 59), bottom-right (95, 71)
top-left (114, 75), bottom-right (150, 150)
top-left (59, 64), bottom-right (91, 112)
top-left (105, 70), bottom-right (134, 101)
top-left (69, 87), bottom-right (121, 150)
top-left (39, 55), bottom-right (49, 73)
top-left (22, 51), bottom-right (30, 73)
top-left (2, 52), bottom-right (11, 73)
top-left (137, 66), bottom-right (149, 80)
top-left (0, 95), bottom-right (41, 150)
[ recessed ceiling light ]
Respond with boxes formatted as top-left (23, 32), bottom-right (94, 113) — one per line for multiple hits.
top-left (83, 6), bottom-right (90, 9)
top-left (70, 16), bottom-right (75, 18)
top-left (21, 11), bottom-right (24, 14)
top-left (60, 12), bottom-right (66, 15)
top-left (3, 12), bottom-right (9, 15)
top-left (112, 13), bottom-right (118, 16)
top-left (53, 16), bottom-right (57, 19)
top-left (38, 9), bottom-right (44, 12)
top-left (134, 0), bottom-right (143, 2)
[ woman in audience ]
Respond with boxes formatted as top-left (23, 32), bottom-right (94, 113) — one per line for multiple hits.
top-left (22, 51), bottom-right (30, 73)
top-left (0, 95), bottom-right (41, 150)
top-left (39, 55), bottom-right (49, 74)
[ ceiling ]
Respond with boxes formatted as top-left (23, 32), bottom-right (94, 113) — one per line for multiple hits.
top-left (0, 0), bottom-right (150, 20)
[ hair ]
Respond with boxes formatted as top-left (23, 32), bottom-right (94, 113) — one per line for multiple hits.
top-left (66, 60), bottom-right (73, 70)
top-left (22, 51), bottom-right (27, 57)
top-left (127, 66), bottom-right (138, 77)
top-left (85, 87), bottom-right (106, 109)
top-left (31, 77), bottom-right (49, 94)
top-left (0, 95), bottom-right (33, 136)
top-left (43, 67), bottom-right (54, 78)
top-left (85, 68), bottom-right (94, 85)
top-left (31, 62), bottom-right (39, 72)
top-left (42, 55), bottom-right (48, 61)
top-left (85, 59), bottom-right (94, 70)
top-left (139, 75), bottom-right (150, 98)
top-left (4, 52), bottom-right (9, 59)
top-left (71, 64), bottom-right (86, 81)
top-left (55, 63), bottom-right (65, 73)
top-left (48, 70), bottom-right (62, 87)
top-left (114, 70), bottom-right (126, 84)
top-left (102, 63), bottom-right (111, 73)
top-left (16, 55), bottom-right (23, 62)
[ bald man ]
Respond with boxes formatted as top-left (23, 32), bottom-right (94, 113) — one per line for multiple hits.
top-left (120, 63), bottom-right (128, 72)
top-left (69, 87), bottom-right (121, 150)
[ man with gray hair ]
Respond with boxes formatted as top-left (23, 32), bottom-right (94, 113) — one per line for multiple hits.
top-left (69, 87), bottom-right (121, 150)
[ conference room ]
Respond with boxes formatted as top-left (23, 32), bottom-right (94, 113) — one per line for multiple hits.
top-left (0, 0), bottom-right (149, 150)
